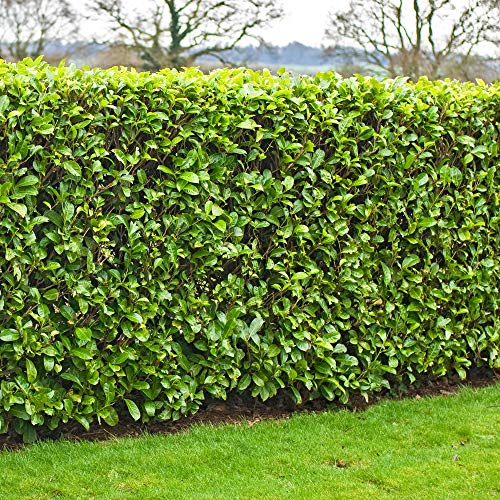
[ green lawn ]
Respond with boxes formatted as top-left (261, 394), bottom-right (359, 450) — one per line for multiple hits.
top-left (0, 384), bottom-right (498, 499)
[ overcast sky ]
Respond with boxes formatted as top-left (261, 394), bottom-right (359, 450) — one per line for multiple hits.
top-left (78, 0), bottom-right (347, 48)
top-left (259, 0), bottom-right (348, 47)
top-left (76, 0), bottom-right (477, 49)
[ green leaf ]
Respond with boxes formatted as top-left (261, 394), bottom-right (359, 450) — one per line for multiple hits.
top-left (26, 359), bottom-right (37, 383)
top-left (44, 356), bottom-right (54, 372)
top-left (405, 154), bottom-right (416, 169)
top-left (449, 167), bottom-right (463, 185)
top-left (290, 387), bottom-right (302, 404)
top-left (124, 399), bottom-right (141, 421)
top-left (144, 402), bottom-right (156, 417)
top-left (439, 165), bottom-right (451, 182)
top-left (380, 262), bottom-right (392, 286)
top-left (0, 95), bottom-right (10, 113)
top-left (101, 406), bottom-right (119, 426)
top-left (238, 373), bottom-right (252, 391)
top-left (358, 127), bottom-right (374, 140)
top-left (457, 135), bottom-right (475, 146)
top-left (248, 317), bottom-right (264, 338)
top-left (74, 415), bottom-right (90, 431)
top-left (296, 340), bottom-right (309, 351)
top-left (103, 382), bottom-right (115, 404)
top-left (181, 183), bottom-right (199, 196)
top-left (414, 173), bottom-right (428, 187)
top-left (43, 289), bottom-right (59, 301)
top-left (402, 255), bottom-right (420, 269)
top-left (113, 149), bottom-right (128, 165)
top-left (252, 374), bottom-right (265, 387)
top-left (294, 224), bottom-right (309, 234)
top-left (320, 384), bottom-right (335, 401)
top-left (311, 149), bottom-right (325, 169)
top-left (0, 329), bottom-right (20, 341)
top-left (21, 424), bottom-right (37, 444)
top-left (63, 160), bottom-right (82, 178)
top-left (130, 209), bottom-right (145, 219)
top-left (419, 217), bottom-right (437, 228)
top-left (126, 312), bottom-right (144, 324)
top-left (75, 327), bottom-right (92, 342)
top-left (283, 176), bottom-right (294, 191)
top-left (211, 204), bottom-right (224, 217)
top-left (463, 153), bottom-right (473, 164)
top-left (179, 172), bottom-right (200, 184)
top-left (382, 109), bottom-right (393, 120)
top-left (291, 272), bottom-right (309, 280)
top-left (6, 202), bottom-right (27, 218)
top-left (16, 175), bottom-right (39, 188)
top-left (471, 145), bottom-right (488, 157)
top-left (458, 228), bottom-right (471, 241)
top-left (237, 118), bottom-right (259, 130)
top-left (71, 347), bottom-right (93, 360)
top-left (213, 219), bottom-right (226, 232)
top-left (61, 372), bottom-right (83, 387)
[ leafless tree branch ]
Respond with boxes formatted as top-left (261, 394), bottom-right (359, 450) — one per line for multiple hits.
top-left (325, 0), bottom-right (500, 80)
top-left (0, 0), bottom-right (79, 62)
top-left (87, 0), bottom-right (283, 70)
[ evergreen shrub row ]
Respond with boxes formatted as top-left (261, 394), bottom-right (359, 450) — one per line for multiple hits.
top-left (0, 59), bottom-right (499, 441)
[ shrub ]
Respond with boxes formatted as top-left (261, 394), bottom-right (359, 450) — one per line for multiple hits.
top-left (0, 59), bottom-right (499, 441)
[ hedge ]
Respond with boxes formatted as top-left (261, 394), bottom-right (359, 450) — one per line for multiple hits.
top-left (0, 59), bottom-right (499, 442)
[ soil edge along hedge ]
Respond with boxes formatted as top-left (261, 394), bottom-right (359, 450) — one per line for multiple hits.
top-left (0, 59), bottom-right (499, 441)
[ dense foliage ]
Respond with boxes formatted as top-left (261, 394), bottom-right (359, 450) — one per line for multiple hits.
top-left (0, 59), bottom-right (499, 442)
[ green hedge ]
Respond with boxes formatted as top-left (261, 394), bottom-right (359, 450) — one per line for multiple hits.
top-left (0, 59), bottom-right (499, 441)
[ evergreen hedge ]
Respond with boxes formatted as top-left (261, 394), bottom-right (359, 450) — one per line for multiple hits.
top-left (0, 59), bottom-right (499, 441)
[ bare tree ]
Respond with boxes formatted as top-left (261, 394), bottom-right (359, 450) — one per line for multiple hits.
top-left (87, 0), bottom-right (283, 70)
top-left (0, 0), bottom-right (79, 62)
top-left (325, 0), bottom-right (500, 80)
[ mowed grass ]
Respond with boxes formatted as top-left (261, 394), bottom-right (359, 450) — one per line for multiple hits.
top-left (0, 384), bottom-right (498, 499)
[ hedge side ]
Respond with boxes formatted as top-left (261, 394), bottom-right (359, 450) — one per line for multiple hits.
top-left (0, 59), bottom-right (499, 441)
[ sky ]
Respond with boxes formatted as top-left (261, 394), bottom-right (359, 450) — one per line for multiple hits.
top-left (72, 0), bottom-right (483, 51)
top-left (258, 0), bottom-right (348, 47)
top-left (76, 0), bottom-right (346, 48)
top-left (258, 0), bottom-right (487, 50)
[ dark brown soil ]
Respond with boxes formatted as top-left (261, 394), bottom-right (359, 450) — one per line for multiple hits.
top-left (1, 367), bottom-right (498, 451)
